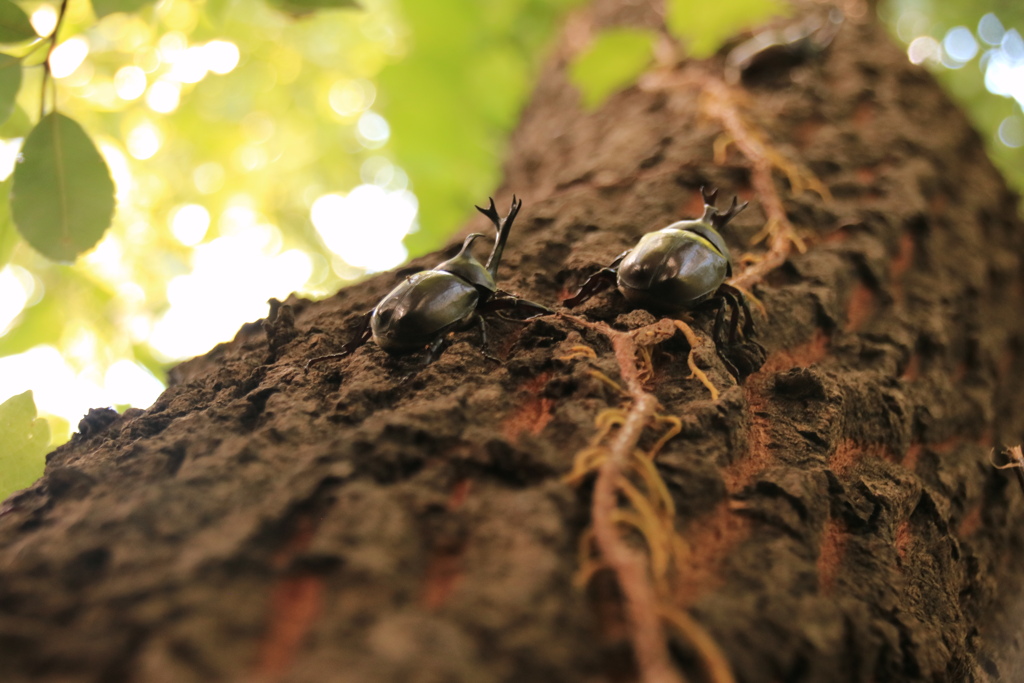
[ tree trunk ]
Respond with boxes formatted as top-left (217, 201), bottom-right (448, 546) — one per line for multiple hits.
top-left (2, 2), bottom-right (1023, 682)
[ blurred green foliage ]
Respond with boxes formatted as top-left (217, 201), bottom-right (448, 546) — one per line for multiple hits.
top-left (882, 0), bottom-right (1024, 195)
top-left (0, 179), bottom-right (14, 267)
top-left (0, 54), bottom-right (21, 122)
top-left (378, 0), bottom-right (582, 255)
top-left (0, 0), bottom-right (588, 464)
top-left (0, 390), bottom-right (49, 499)
top-left (569, 27), bottom-right (655, 110)
top-left (667, 0), bottom-right (789, 58)
top-left (0, 0), bottom-right (1020, 501)
top-left (0, 0), bottom-right (35, 43)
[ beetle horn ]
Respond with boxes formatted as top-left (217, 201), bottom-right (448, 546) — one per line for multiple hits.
top-left (700, 186), bottom-right (719, 206)
top-left (700, 186), bottom-right (720, 223)
top-left (478, 195), bottom-right (522, 280)
top-left (711, 195), bottom-right (749, 229)
top-left (457, 233), bottom-right (487, 256)
top-left (475, 197), bottom-right (500, 232)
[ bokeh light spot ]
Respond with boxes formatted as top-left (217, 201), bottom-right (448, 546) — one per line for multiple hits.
top-left (150, 238), bottom-right (312, 360)
top-left (356, 110), bottom-right (389, 149)
top-left (168, 46), bottom-right (209, 84)
top-left (30, 5), bottom-right (57, 37)
top-left (49, 37), bottom-right (90, 79)
top-left (146, 78), bottom-right (181, 114)
top-left (978, 14), bottom-right (1005, 46)
top-left (908, 35), bottom-right (941, 65)
top-left (99, 143), bottom-right (133, 199)
top-left (157, 31), bottom-right (188, 63)
top-left (0, 266), bottom-right (35, 335)
top-left (999, 115), bottom-right (1024, 148)
top-left (896, 10), bottom-right (928, 44)
top-left (104, 361), bottom-right (164, 409)
top-left (193, 162), bottom-right (225, 194)
top-left (205, 40), bottom-right (240, 74)
top-left (311, 185), bottom-right (415, 272)
top-left (328, 79), bottom-right (376, 117)
top-left (943, 26), bottom-right (978, 64)
top-left (0, 138), bottom-right (23, 181)
top-left (170, 204), bottom-right (211, 246)
top-left (126, 121), bottom-right (162, 160)
top-left (114, 66), bottom-right (147, 101)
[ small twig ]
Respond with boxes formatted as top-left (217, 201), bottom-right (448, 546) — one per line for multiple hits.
top-left (39, 0), bottom-right (71, 118)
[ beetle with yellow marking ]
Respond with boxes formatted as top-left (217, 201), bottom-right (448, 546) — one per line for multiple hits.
top-left (566, 187), bottom-right (753, 345)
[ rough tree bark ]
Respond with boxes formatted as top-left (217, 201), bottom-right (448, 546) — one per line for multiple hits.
top-left (2, 2), bottom-right (1023, 682)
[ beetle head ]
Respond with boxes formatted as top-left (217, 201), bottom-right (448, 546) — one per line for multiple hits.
top-left (436, 233), bottom-right (497, 293)
top-left (700, 187), bottom-right (748, 230)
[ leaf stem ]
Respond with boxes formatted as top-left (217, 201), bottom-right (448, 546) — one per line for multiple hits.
top-left (40, 0), bottom-right (72, 119)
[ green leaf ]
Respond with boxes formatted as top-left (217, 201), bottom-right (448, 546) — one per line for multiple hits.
top-left (90, 0), bottom-right (158, 19)
top-left (11, 113), bottom-right (116, 262)
top-left (568, 28), bottom-right (656, 111)
top-left (0, 53), bottom-right (20, 126)
top-left (265, 0), bottom-right (359, 18)
top-left (0, 177), bottom-right (15, 267)
top-left (18, 37), bottom-right (49, 67)
top-left (0, 0), bottom-right (34, 44)
top-left (666, 0), bottom-right (789, 59)
top-left (0, 390), bottom-right (50, 500)
top-left (0, 102), bottom-right (29, 137)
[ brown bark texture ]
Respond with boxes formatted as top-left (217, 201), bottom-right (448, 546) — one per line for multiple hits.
top-left (2, 2), bottom-right (1024, 682)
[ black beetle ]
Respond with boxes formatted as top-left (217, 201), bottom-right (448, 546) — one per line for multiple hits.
top-left (724, 9), bottom-right (844, 85)
top-left (565, 187), bottom-right (753, 344)
top-left (307, 196), bottom-right (549, 367)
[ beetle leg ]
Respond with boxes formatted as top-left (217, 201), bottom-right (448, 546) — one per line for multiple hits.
top-left (727, 292), bottom-right (743, 344)
top-left (305, 310), bottom-right (373, 369)
top-left (563, 268), bottom-right (617, 307)
top-left (564, 251), bottom-right (628, 308)
top-left (712, 296), bottom-right (728, 344)
top-left (711, 288), bottom-right (744, 345)
top-left (485, 291), bottom-right (552, 320)
top-left (424, 334), bottom-right (451, 365)
top-left (477, 316), bottom-right (502, 363)
top-left (719, 283), bottom-right (755, 338)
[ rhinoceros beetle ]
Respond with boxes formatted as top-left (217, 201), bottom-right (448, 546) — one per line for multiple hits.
top-left (565, 187), bottom-right (753, 345)
top-left (307, 196), bottom-right (549, 367)
top-left (724, 9), bottom-right (844, 85)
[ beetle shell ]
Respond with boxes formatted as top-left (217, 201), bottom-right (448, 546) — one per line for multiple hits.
top-left (616, 228), bottom-right (729, 312)
top-left (435, 243), bottom-right (497, 294)
top-left (371, 271), bottom-right (480, 353)
top-left (662, 219), bottom-right (733, 269)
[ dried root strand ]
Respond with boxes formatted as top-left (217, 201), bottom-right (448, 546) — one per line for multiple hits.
top-left (587, 369), bottom-right (631, 397)
top-left (993, 444), bottom-right (1024, 492)
top-left (659, 607), bottom-right (737, 683)
top-left (557, 313), bottom-right (734, 683)
top-left (697, 75), bottom-right (831, 291)
top-left (647, 415), bottom-right (683, 469)
top-left (671, 321), bottom-right (720, 401)
top-left (557, 344), bottom-right (598, 361)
